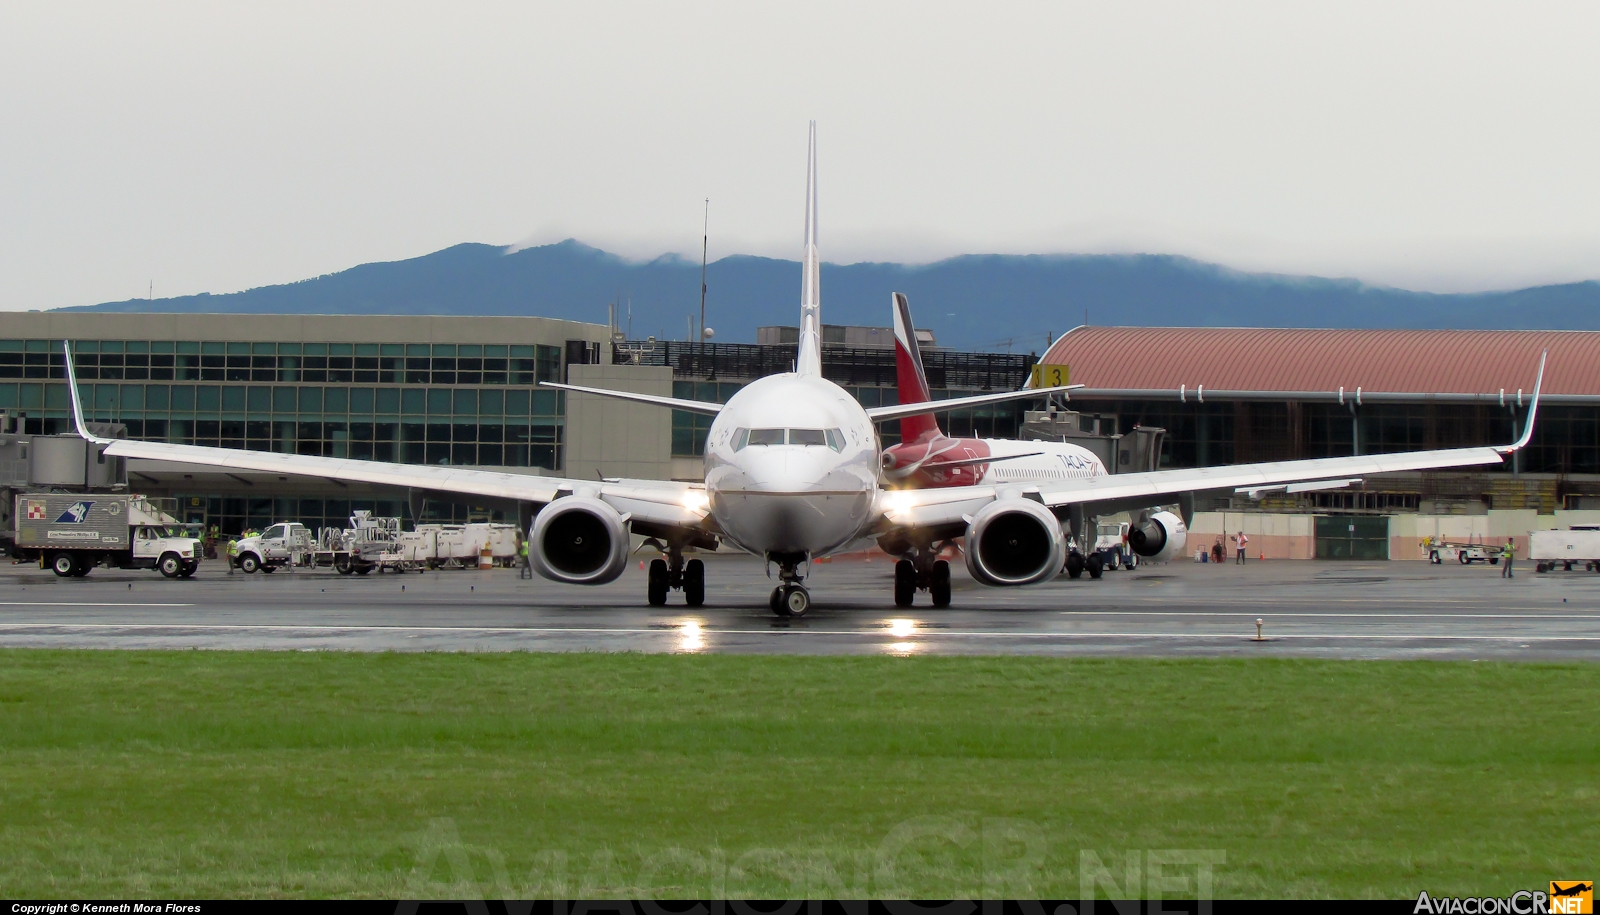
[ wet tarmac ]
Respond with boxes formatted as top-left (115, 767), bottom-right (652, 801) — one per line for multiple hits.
top-left (1, 553), bottom-right (1596, 659)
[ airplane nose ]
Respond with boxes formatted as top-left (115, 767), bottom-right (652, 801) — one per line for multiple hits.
top-left (743, 451), bottom-right (827, 491)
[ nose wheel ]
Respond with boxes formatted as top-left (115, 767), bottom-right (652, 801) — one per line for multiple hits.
top-left (771, 585), bottom-right (810, 617)
top-left (766, 552), bottom-right (811, 617)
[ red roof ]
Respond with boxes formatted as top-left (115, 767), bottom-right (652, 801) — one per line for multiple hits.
top-left (1039, 326), bottom-right (1596, 395)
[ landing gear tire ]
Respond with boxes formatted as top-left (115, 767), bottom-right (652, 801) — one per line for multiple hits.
top-left (1065, 552), bottom-right (1084, 580)
top-left (684, 558), bottom-right (705, 607)
top-left (784, 586), bottom-right (810, 617)
top-left (159, 554), bottom-right (183, 578)
top-left (894, 560), bottom-right (916, 607)
top-left (647, 558), bottom-right (669, 606)
top-left (770, 587), bottom-right (787, 616)
top-left (50, 552), bottom-right (78, 578)
top-left (1087, 553), bottom-right (1105, 580)
top-left (930, 560), bottom-right (952, 608)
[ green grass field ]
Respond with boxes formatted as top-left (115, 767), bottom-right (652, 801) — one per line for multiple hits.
top-left (0, 650), bottom-right (1594, 899)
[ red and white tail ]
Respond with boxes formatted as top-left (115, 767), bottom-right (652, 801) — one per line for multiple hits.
top-left (891, 292), bottom-right (940, 442)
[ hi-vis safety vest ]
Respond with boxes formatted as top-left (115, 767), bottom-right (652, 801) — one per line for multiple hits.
top-left (227, 540), bottom-right (239, 556)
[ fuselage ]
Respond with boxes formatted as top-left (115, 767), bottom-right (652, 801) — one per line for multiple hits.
top-left (703, 373), bottom-right (881, 556)
top-left (882, 433), bottom-right (1107, 489)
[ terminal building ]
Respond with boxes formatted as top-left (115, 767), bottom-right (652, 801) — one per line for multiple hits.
top-left (7, 312), bottom-right (1600, 559)
top-left (0, 312), bottom-right (1030, 534)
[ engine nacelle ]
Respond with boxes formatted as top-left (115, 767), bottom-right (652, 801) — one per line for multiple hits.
top-left (529, 496), bottom-right (630, 585)
top-left (1128, 510), bottom-right (1187, 563)
top-left (964, 498), bottom-right (1068, 586)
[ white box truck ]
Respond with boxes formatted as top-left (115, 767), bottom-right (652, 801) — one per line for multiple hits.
top-left (8, 493), bottom-right (203, 578)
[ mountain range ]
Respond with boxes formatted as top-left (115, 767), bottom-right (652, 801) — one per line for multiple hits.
top-left (64, 240), bottom-right (1600, 351)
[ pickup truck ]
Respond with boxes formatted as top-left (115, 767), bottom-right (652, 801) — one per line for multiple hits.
top-left (232, 522), bottom-right (313, 573)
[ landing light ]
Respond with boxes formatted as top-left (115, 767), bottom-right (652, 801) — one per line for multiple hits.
top-left (887, 618), bottom-right (917, 638)
top-left (885, 491), bottom-right (914, 520)
top-left (682, 490), bottom-right (710, 514)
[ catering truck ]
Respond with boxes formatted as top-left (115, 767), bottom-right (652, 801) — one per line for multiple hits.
top-left (8, 492), bottom-right (203, 578)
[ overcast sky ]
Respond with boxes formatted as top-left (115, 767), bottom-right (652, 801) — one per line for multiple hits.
top-left (4, 2), bottom-right (1600, 311)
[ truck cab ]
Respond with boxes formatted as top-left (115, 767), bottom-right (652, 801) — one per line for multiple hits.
top-left (131, 524), bottom-right (203, 578)
top-left (234, 522), bottom-right (311, 573)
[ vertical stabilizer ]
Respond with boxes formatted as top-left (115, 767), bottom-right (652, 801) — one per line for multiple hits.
top-left (796, 121), bottom-right (823, 376)
top-left (891, 293), bottom-right (941, 442)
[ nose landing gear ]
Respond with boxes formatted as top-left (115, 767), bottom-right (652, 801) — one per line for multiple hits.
top-left (767, 552), bottom-right (810, 617)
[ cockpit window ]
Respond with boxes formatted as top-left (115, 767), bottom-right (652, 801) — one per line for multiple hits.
top-left (733, 428), bottom-right (846, 450)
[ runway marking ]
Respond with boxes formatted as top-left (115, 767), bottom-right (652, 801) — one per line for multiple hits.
top-left (0, 602), bottom-right (193, 608)
top-left (1056, 611), bottom-right (1600, 619)
top-left (0, 623), bottom-right (1596, 642)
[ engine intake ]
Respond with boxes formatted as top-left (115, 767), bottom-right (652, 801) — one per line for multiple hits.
top-left (1128, 510), bottom-right (1187, 563)
top-left (964, 498), bottom-right (1067, 586)
top-left (530, 496), bottom-right (630, 584)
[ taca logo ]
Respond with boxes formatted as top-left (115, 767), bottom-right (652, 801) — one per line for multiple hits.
top-left (54, 501), bottom-right (94, 523)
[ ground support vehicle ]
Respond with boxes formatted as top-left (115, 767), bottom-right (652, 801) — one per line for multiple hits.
top-left (231, 522), bottom-right (313, 573)
top-left (416, 522), bottom-right (521, 569)
top-left (1090, 520), bottom-right (1138, 572)
top-left (1529, 527), bottom-right (1600, 573)
top-left (1422, 538), bottom-right (1498, 565)
top-left (8, 493), bottom-right (202, 578)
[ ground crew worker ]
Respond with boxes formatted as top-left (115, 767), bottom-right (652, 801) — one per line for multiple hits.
top-left (1234, 530), bottom-right (1249, 564)
top-left (226, 537), bottom-right (239, 574)
top-left (518, 536), bottom-right (532, 579)
top-left (1501, 540), bottom-right (1515, 578)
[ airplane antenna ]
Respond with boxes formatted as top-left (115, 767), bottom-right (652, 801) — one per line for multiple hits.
top-left (699, 198), bottom-right (709, 347)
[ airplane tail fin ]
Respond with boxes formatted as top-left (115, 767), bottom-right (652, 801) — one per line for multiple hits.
top-left (795, 121), bottom-right (822, 377)
top-left (892, 292), bottom-right (941, 442)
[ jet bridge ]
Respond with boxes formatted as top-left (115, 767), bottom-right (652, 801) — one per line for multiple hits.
top-left (1021, 409), bottom-right (1165, 473)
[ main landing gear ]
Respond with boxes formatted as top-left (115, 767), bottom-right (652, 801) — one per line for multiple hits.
top-left (1063, 550), bottom-right (1103, 580)
top-left (767, 552), bottom-right (810, 617)
top-left (891, 544), bottom-right (953, 608)
top-left (646, 540), bottom-right (705, 607)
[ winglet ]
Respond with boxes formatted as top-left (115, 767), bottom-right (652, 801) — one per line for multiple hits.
top-left (63, 340), bottom-right (113, 444)
top-left (1499, 349), bottom-right (1546, 453)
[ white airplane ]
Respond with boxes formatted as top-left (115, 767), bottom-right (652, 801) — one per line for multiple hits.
top-left (64, 122), bottom-right (1545, 617)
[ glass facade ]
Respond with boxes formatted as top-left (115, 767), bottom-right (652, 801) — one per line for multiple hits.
top-left (0, 339), bottom-right (568, 470)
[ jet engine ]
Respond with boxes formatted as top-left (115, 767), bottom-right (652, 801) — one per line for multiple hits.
top-left (1128, 510), bottom-right (1188, 563)
top-left (529, 496), bottom-right (630, 585)
top-left (963, 498), bottom-right (1067, 586)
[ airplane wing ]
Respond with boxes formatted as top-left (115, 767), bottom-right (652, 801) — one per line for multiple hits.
top-left (865, 385), bottom-right (1080, 422)
top-left (539, 382), bottom-right (726, 416)
top-left (883, 445), bottom-right (1507, 530)
top-left (885, 352), bottom-right (1545, 532)
top-left (65, 346), bottom-right (710, 533)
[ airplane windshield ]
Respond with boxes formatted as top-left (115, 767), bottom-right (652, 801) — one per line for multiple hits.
top-left (732, 428), bottom-right (846, 450)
